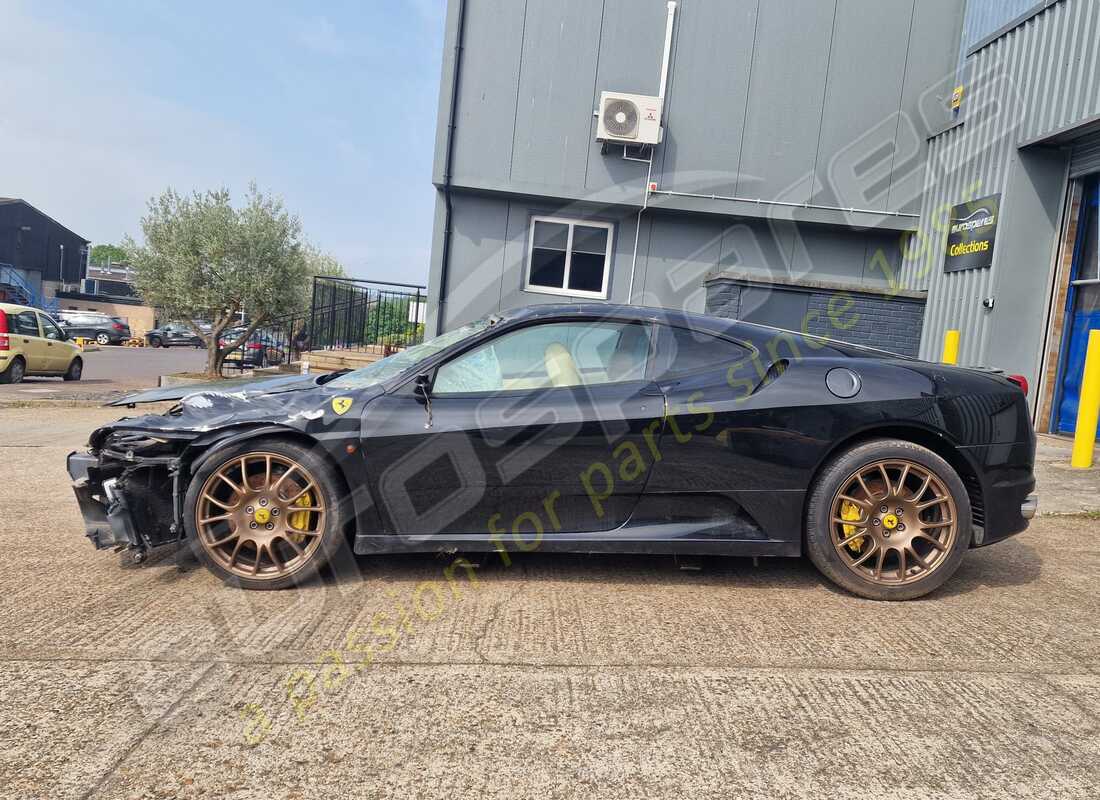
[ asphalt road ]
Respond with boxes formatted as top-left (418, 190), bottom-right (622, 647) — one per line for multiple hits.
top-left (0, 345), bottom-right (206, 401)
top-left (1, 406), bottom-right (1098, 799)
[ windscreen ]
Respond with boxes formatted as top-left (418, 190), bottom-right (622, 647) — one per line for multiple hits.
top-left (327, 319), bottom-right (493, 390)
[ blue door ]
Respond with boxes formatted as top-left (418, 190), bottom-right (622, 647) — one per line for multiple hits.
top-left (1054, 179), bottom-right (1100, 434)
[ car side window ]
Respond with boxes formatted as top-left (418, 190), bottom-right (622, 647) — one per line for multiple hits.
top-left (433, 321), bottom-right (652, 394)
top-left (652, 325), bottom-right (750, 381)
top-left (39, 315), bottom-right (66, 340)
top-left (11, 311), bottom-right (41, 337)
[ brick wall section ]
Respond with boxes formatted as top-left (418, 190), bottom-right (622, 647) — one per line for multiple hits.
top-left (705, 279), bottom-right (926, 358)
top-left (804, 293), bottom-right (925, 357)
top-left (705, 281), bottom-right (742, 319)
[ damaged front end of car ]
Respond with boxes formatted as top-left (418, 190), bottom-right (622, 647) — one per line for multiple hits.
top-left (65, 374), bottom-right (354, 562)
top-left (67, 427), bottom-right (197, 560)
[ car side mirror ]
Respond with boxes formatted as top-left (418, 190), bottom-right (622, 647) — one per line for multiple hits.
top-left (414, 373), bottom-right (433, 429)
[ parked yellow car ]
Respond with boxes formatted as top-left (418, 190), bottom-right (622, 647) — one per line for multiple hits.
top-left (0, 301), bottom-right (84, 383)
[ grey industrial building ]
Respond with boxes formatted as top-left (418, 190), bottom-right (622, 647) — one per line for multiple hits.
top-left (427, 0), bottom-right (1100, 434)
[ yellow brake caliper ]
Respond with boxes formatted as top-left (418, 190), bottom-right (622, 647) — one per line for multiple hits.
top-left (287, 491), bottom-right (312, 545)
top-left (840, 500), bottom-right (864, 552)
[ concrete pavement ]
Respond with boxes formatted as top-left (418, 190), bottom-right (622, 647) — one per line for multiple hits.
top-left (1, 406), bottom-right (1098, 799)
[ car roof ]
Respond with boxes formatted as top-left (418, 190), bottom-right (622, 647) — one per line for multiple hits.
top-left (494, 303), bottom-right (910, 361)
top-left (0, 301), bottom-right (51, 315)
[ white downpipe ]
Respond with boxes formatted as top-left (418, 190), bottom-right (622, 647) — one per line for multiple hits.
top-left (627, 158), bottom-right (654, 303)
top-left (657, 1), bottom-right (677, 105)
top-left (628, 1), bottom-right (676, 303)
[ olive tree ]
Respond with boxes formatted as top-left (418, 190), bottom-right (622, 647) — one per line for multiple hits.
top-left (126, 185), bottom-right (313, 377)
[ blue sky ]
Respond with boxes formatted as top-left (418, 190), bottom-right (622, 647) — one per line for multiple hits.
top-left (0, 0), bottom-right (445, 284)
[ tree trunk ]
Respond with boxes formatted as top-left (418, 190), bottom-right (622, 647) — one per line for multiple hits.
top-left (205, 341), bottom-right (224, 378)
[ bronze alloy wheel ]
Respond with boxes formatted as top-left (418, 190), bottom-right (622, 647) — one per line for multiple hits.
top-left (829, 459), bottom-right (958, 587)
top-left (195, 451), bottom-right (326, 581)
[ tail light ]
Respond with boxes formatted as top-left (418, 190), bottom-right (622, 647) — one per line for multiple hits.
top-left (1007, 374), bottom-right (1029, 396)
top-left (112, 322), bottom-right (124, 331)
top-left (0, 309), bottom-right (8, 351)
top-left (246, 342), bottom-right (263, 350)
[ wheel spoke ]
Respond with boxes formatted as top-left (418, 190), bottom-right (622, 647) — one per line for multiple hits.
top-left (914, 532), bottom-right (948, 551)
top-left (916, 496), bottom-right (946, 511)
top-left (855, 471), bottom-right (876, 500)
top-left (279, 534), bottom-right (305, 557)
top-left (878, 463), bottom-right (892, 496)
top-left (284, 483), bottom-right (317, 504)
top-left (268, 543), bottom-right (286, 573)
top-left (838, 494), bottom-right (871, 509)
top-left (240, 457), bottom-right (250, 489)
top-left (199, 513), bottom-right (233, 525)
top-left (209, 531), bottom-right (240, 547)
top-left (873, 548), bottom-right (886, 579)
top-left (833, 516), bottom-right (867, 529)
top-left (203, 493), bottom-right (237, 511)
top-left (836, 528), bottom-right (869, 549)
top-left (851, 542), bottom-right (880, 567)
top-left (271, 464), bottom-right (299, 494)
top-left (227, 537), bottom-right (245, 568)
top-left (906, 545), bottom-right (931, 572)
top-left (285, 527), bottom-right (323, 537)
top-left (895, 464), bottom-right (911, 497)
top-left (264, 455), bottom-right (272, 491)
top-left (910, 473), bottom-right (932, 503)
top-left (921, 518), bottom-right (954, 529)
top-left (896, 546), bottom-right (906, 579)
top-left (216, 472), bottom-right (245, 496)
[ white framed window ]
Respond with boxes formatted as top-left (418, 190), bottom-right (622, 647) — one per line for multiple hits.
top-left (524, 216), bottom-right (613, 299)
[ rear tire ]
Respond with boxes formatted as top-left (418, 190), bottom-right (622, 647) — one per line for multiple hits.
top-left (805, 439), bottom-right (971, 601)
top-left (63, 357), bottom-right (83, 381)
top-left (95, 332), bottom-right (111, 346)
top-left (184, 438), bottom-right (352, 590)
top-left (0, 357), bottom-right (26, 384)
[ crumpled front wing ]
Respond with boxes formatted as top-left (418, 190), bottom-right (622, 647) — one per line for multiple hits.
top-left (66, 451), bottom-right (141, 550)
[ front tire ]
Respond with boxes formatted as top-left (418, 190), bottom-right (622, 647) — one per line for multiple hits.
top-left (805, 439), bottom-right (971, 601)
top-left (63, 357), bottom-right (83, 381)
top-left (148, 336), bottom-right (162, 348)
top-left (184, 438), bottom-right (350, 590)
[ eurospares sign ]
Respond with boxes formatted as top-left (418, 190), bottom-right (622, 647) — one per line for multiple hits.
top-left (944, 193), bottom-right (1000, 273)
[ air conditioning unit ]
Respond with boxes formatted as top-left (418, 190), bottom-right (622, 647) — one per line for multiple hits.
top-left (596, 91), bottom-right (663, 145)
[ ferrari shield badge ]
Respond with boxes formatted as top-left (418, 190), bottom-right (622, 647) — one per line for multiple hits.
top-left (331, 397), bottom-right (353, 416)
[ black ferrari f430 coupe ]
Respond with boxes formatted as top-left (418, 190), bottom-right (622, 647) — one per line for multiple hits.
top-left (67, 304), bottom-right (1037, 600)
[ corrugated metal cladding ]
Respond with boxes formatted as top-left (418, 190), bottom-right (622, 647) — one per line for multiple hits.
top-left (957, 0), bottom-right (1045, 68)
top-left (902, 0), bottom-right (1100, 367)
top-left (1070, 131), bottom-right (1100, 178)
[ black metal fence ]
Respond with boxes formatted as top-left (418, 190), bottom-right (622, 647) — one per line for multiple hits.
top-left (217, 277), bottom-right (427, 372)
top-left (307, 277), bottom-right (427, 355)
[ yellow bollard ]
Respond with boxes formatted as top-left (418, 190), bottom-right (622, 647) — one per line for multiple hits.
top-left (941, 330), bottom-right (960, 365)
top-left (1071, 329), bottom-right (1100, 469)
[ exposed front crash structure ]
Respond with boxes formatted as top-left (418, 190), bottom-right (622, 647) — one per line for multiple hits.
top-left (68, 432), bottom-right (192, 557)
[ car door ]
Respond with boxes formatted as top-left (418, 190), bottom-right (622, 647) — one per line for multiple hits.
top-left (359, 320), bottom-right (665, 537)
top-left (72, 314), bottom-right (96, 340)
top-left (9, 310), bottom-right (48, 371)
top-left (38, 313), bottom-right (71, 371)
